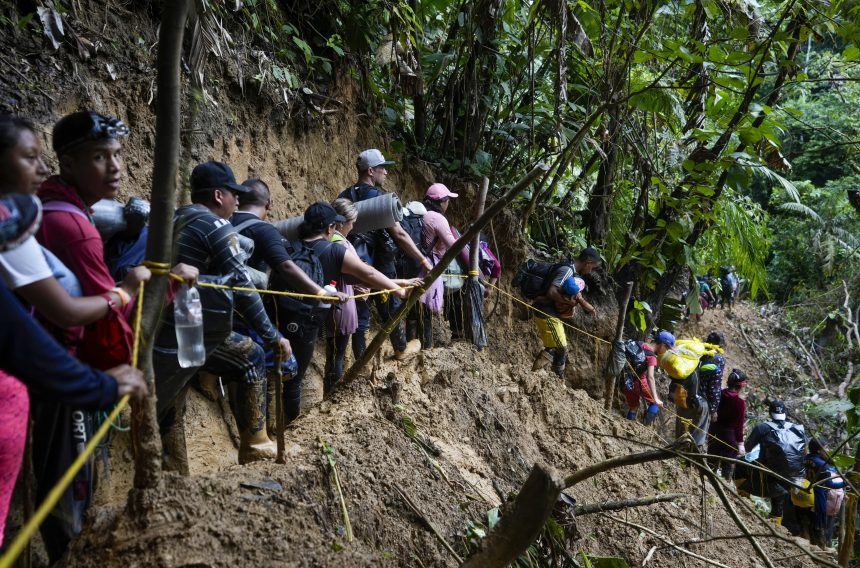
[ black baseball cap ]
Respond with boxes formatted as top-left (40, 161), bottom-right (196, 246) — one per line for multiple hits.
top-left (769, 399), bottom-right (786, 420)
top-left (190, 161), bottom-right (249, 194)
top-left (579, 247), bottom-right (601, 264)
top-left (304, 202), bottom-right (346, 230)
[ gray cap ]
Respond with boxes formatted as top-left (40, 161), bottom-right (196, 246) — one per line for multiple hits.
top-left (357, 148), bottom-right (395, 170)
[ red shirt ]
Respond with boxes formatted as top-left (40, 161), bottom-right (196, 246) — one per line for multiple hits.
top-left (36, 177), bottom-right (133, 367)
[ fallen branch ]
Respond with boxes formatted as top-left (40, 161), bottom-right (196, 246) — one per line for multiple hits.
top-left (461, 464), bottom-right (563, 568)
top-left (699, 464), bottom-right (776, 568)
top-left (738, 324), bottom-right (773, 383)
top-left (393, 483), bottom-right (462, 563)
top-left (320, 439), bottom-right (353, 543)
top-left (786, 328), bottom-right (827, 389)
top-left (462, 444), bottom-right (684, 567)
top-left (573, 493), bottom-right (685, 516)
top-left (604, 514), bottom-right (730, 568)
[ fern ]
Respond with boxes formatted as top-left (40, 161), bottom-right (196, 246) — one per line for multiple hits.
top-left (779, 201), bottom-right (823, 224)
top-left (712, 195), bottom-right (771, 298)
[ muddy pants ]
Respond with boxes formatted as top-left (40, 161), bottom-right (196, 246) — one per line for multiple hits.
top-left (155, 331), bottom-right (267, 432)
top-left (673, 400), bottom-right (710, 447)
top-left (355, 284), bottom-right (407, 355)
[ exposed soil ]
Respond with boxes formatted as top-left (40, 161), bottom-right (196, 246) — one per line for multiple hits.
top-left (65, 302), bottom-right (830, 567)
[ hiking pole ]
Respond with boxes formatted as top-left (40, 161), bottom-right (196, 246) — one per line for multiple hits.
top-left (275, 353), bottom-right (285, 464)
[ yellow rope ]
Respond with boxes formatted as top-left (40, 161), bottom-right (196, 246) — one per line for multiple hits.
top-left (0, 280), bottom-right (147, 568)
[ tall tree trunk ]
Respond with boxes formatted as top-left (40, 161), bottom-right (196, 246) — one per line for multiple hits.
top-left (132, 0), bottom-right (191, 490)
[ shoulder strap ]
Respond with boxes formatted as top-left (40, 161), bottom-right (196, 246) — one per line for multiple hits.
top-left (42, 200), bottom-right (91, 223)
top-left (232, 217), bottom-right (265, 234)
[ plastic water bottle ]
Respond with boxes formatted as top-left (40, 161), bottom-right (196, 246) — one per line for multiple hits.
top-left (319, 280), bottom-right (338, 309)
top-left (174, 284), bottom-right (205, 368)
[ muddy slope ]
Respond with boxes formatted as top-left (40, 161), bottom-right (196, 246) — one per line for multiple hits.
top-left (67, 308), bottom-right (826, 567)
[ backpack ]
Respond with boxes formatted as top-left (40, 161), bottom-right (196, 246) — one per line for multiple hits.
top-left (283, 239), bottom-right (325, 288)
top-left (394, 212), bottom-right (427, 278)
top-left (624, 340), bottom-right (653, 375)
top-left (761, 421), bottom-right (806, 479)
top-left (512, 259), bottom-right (573, 299)
top-left (42, 200), bottom-right (133, 370)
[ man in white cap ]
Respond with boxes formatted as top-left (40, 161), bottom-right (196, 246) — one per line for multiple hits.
top-left (339, 149), bottom-right (429, 360)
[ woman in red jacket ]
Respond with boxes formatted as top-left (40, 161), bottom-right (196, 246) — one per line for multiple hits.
top-left (708, 369), bottom-right (748, 479)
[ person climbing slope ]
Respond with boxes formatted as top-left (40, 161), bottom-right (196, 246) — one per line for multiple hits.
top-left (744, 400), bottom-right (808, 525)
top-left (619, 339), bottom-right (663, 424)
top-left (525, 248), bottom-right (601, 377)
top-left (653, 330), bottom-right (710, 448)
top-left (699, 331), bottom-right (727, 425)
top-left (804, 438), bottom-right (846, 547)
top-left (338, 149), bottom-right (428, 360)
top-left (708, 368), bottom-right (748, 479)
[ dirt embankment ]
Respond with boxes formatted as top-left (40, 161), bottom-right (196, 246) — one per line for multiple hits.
top-left (68, 308), bottom-right (826, 567)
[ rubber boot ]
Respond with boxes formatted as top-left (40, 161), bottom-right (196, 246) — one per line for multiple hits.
top-left (644, 403), bottom-right (659, 425)
top-left (197, 371), bottom-right (220, 401)
top-left (162, 391), bottom-right (190, 475)
top-left (237, 379), bottom-right (277, 465)
top-left (770, 516), bottom-right (783, 525)
top-left (626, 410), bottom-right (637, 420)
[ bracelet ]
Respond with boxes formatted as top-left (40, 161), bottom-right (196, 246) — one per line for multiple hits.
top-left (112, 287), bottom-right (131, 307)
top-left (101, 293), bottom-right (117, 310)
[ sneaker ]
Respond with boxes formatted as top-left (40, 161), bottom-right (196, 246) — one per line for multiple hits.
top-left (394, 339), bottom-right (422, 361)
top-left (0, 193), bottom-right (41, 252)
top-left (532, 350), bottom-right (552, 371)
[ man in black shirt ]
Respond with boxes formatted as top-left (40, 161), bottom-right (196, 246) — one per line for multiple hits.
top-left (154, 161), bottom-right (291, 469)
top-left (339, 149), bottom-right (428, 360)
top-left (231, 178), bottom-right (346, 432)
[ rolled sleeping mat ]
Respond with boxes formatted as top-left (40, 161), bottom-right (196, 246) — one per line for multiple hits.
top-left (91, 199), bottom-right (127, 240)
top-left (350, 192), bottom-right (404, 234)
top-left (273, 215), bottom-right (304, 241)
top-left (91, 198), bottom-right (152, 241)
top-left (274, 193), bottom-right (404, 240)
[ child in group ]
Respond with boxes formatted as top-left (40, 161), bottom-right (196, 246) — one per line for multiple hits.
top-left (555, 276), bottom-right (596, 320)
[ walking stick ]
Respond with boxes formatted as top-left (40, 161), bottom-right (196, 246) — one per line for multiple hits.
top-left (275, 354), bottom-right (285, 464)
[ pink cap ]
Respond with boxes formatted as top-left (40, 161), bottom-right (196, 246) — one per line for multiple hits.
top-left (426, 183), bottom-right (458, 200)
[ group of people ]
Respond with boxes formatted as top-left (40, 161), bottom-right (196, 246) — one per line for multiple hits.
top-left (685, 269), bottom-right (740, 321)
top-left (0, 108), bottom-right (848, 558)
top-left (617, 328), bottom-right (846, 549)
top-left (0, 110), bottom-right (505, 557)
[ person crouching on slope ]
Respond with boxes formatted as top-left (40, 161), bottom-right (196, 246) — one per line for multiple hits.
top-left (531, 248), bottom-right (600, 378)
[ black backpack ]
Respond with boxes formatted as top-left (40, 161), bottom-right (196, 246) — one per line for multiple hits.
top-left (394, 213), bottom-right (426, 278)
top-left (512, 259), bottom-right (573, 299)
top-left (623, 340), bottom-right (653, 375)
top-left (284, 239), bottom-right (326, 288)
top-left (761, 422), bottom-right (807, 479)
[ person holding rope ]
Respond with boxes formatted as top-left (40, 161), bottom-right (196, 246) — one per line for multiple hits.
top-left (0, 192), bottom-right (148, 546)
top-left (230, 178), bottom-right (346, 434)
top-left (653, 330), bottom-right (710, 449)
top-left (338, 149), bottom-right (428, 361)
top-left (265, 202), bottom-right (420, 411)
top-left (154, 161), bottom-right (292, 469)
top-left (707, 368), bottom-right (748, 480)
top-left (31, 111), bottom-right (195, 560)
